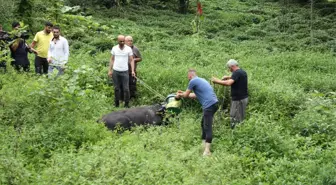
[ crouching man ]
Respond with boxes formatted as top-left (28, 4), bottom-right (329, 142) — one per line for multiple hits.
top-left (176, 69), bottom-right (218, 156)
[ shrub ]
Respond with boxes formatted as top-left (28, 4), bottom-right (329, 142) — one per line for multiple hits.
top-left (90, 37), bottom-right (113, 51)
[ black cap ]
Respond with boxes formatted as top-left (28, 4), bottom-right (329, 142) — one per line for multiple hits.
top-left (12, 21), bottom-right (20, 28)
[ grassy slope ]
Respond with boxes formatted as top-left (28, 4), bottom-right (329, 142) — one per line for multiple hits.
top-left (1, 0), bottom-right (336, 184)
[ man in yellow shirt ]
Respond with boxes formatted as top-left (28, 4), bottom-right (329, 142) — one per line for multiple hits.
top-left (31, 21), bottom-right (53, 74)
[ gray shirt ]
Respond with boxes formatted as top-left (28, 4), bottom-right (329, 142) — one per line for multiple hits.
top-left (128, 45), bottom-right (142, 73)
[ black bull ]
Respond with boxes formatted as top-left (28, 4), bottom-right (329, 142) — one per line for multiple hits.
top-left (98, 104), bottom-right (175, 131)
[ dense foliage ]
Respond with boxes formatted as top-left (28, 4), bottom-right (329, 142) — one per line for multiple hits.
top-left (1, 0), bottom-right (336, 184)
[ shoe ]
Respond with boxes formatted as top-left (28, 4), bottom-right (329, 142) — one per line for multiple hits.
top-left (115, 101), bottom-right (119, 108)
top-left (124, 102), bottom-right (129, 108)
top-left (203, 142), bottom-right (211, 156)
top-left (203, 151), bottom-right (211, 156)
top-left (230, 122), bottom-right (236, 129)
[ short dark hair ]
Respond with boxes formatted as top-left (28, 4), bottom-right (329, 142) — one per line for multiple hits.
top-left (53, 25), bottom-right (60, 31)
top-left (188, 68), bottom-right (197, 73)
top-left (12, 21), bottom-right (20, 28)
top-left (45, 21), bottom-right (53, 27)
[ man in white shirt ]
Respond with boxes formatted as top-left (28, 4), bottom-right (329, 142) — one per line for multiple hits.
top-left (47, 26), bottom-right (69, 76)
top-left (108, 35), bottom-right (135, 108)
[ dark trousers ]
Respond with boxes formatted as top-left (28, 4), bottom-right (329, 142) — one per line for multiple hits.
top-left (11, 61), bottom-right (30, 72)
top-left (112, 70), bottom-right (129, 106)
top-left (129, 74), bottom-right (137, 98)
top-left (0, 61), bottom-right (6, 72)
top-left (201, 103), bottom-right (219, 143)
top-left (120, 74), bottom-right (137, 100)
top-left (35, 56), bottom-right (48, 74)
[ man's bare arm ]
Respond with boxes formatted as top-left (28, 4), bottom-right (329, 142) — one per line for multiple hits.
top-left (129, 55), bottom-right (135, 73)
top-left (212, 77), bottom-right (235, 86)
top-left (108, 55), bottom-right (114, 77)
top-left (31, 41), bottom-right (36, 49)
top-left (134, 57), bottom-right (142, 63)
top-left (176, 90), bottom-right (196, 99)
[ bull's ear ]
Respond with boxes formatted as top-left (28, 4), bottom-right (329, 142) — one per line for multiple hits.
top-left (156, 106), bottom-right (166, 114)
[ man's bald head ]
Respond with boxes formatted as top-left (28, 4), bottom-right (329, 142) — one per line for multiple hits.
top-left (125, 35), bottom-right (133, 47)
top-left (117, 35), bottom-right (125, 47)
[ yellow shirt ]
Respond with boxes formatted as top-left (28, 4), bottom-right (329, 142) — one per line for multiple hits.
top-left (33, 31), bottom-right (53, 58)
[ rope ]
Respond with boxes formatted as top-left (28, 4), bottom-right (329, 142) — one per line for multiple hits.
top-left (134, 76), bottom-right (166, 99)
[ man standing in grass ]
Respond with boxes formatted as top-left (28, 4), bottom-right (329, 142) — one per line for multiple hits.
top-left (47, 26), bottom-right (69, 76)
top-left (0, 24), bottom-right (10, 72)
top-left (176, 69), bottom-right (219, 156)
top-left (9, 22), bottom-right (36, 72)
top-left (31, 21), bottom-right (53, 75)
top-left (212, 59), bottom-right (248, 129)
top-left (124, 35), bottom-right (142, 99)
top-left (108, 35), bottom-right (135, 108)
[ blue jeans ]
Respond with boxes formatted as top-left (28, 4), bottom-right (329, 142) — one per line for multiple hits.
top-left (48, 65), bottom-right (64, 77)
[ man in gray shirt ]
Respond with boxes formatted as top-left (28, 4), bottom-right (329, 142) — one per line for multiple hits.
top-left (123, 35), bottom-right (142, 99)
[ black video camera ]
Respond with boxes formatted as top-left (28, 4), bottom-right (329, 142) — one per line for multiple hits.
top-left (14, 31), bottom-right (30, 40)
top-left (0, 31), bottom-right (11, 42)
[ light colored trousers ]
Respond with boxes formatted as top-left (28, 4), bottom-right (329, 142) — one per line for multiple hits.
top-left (230, 97), bottom-right (248, 128)
top-left (48, 66), bottom-right (64, 76)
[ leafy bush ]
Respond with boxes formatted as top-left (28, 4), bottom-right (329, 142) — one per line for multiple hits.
top-left (1, 0), bottom-right (336, 184)
top-left (245, 27), bottom-right (267, 37)
top-left (90, 37), bottom-right (113, 52)
top-left (0, 0), bottom-right (18, 24)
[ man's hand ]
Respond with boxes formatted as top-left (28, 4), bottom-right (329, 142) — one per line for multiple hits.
top-left (47, 58), bottom-right (52, 63)
top-left (108, 70), bottom-right (113, 77)
top-left (131, 71), bottom-right (136, 77)
top-left (211, 77), bottom-right (221, 84)
top-left (222, 76), bottom-right (230, 80)
top-left (175, 90), bottom-right (184, 98)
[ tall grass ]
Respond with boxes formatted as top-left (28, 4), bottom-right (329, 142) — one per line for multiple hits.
top-left (0, 0), bottom-right (335, 184)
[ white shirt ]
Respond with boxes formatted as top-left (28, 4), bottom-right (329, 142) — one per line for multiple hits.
top-left (111, 45), bottom-right (133, 71)
top-left (48, 36), bottom-right (69, 65)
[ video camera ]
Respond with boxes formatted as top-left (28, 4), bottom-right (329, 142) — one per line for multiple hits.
top-left (0, 31), bottom-right (11, 42)
top-left (0, 30), bottom-right (30, 43)
top-left (13, 31), bottom-right (30, 40)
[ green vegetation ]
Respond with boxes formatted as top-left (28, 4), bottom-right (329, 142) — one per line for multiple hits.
top-left (1, 0), bottom-right (336, 184)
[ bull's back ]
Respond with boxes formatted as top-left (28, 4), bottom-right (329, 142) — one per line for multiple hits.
top-left (99, 106), bottom-right (162, 130)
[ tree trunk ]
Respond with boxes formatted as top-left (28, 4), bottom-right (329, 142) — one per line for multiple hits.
top-left (179, 0), bottom-right (188, 14)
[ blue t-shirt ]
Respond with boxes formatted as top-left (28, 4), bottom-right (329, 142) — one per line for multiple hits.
top-left (188, 77), bottom-right (218, 109)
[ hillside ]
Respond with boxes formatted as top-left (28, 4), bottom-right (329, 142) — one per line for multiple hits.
top-left (1, 0), bottom-right (336, 184)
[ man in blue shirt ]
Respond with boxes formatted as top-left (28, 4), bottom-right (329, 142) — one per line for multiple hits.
top-left (176, 69), bottom-right (218, 156)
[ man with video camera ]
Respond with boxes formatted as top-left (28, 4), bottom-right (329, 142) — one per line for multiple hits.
top-left (9, 22), bottom-right (36, 72)
top-left (0, 24), bottom-right (10, 72)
